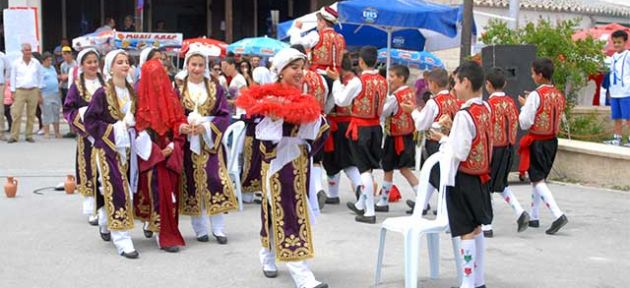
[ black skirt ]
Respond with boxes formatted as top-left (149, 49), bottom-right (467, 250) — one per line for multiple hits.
top-left (382, 134), bottom-right (416, 171)
top-left (489, 145), bottom-right (514, 193)
top-left (446, 172), bottom-right (493, 237)
top-left (323, 121), bottom-right (355, 176)
top-left (348, 125), bottom-right (383, 173)
top-left (528, 138), bottom-right (558, 182)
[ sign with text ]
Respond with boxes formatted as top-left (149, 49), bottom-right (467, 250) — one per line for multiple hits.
top-left (114, 32), bottom-right (183, 50)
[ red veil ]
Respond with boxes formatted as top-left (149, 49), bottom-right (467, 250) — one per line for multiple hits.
top-left (136, 59), bottom-right (185, 135)
top-left (235, 82), bottom-right (321, 124)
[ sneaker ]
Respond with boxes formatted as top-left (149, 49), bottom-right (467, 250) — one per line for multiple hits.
top-left (545, 214), bottom-right (568, 235)
top-left (603, 139), bottom-right (621, 146)
top-left (36, 129), bottom-right (44, 135)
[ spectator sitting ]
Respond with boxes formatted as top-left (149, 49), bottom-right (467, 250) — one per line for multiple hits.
top-left (120, 15), bottom-right (136, 32)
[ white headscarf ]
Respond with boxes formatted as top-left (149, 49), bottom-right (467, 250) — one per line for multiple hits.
top-left (252, 66), bottom-right (274, 85)
top-left (270, 47), bottom-right (307, 77)
top-left (103, 49), bottom-right (131, 82)
top-left (181, 48), bottom-right (210, 79)
top-left (175, 70), bottom-right (187, 81)
top-left (68, 48), bottom-right (99, 85)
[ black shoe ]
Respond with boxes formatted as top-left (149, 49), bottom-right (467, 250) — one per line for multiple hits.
top-left (263, 269), bottom-right (278, 278)
top-left (476, 285), bottom-right (487, 288)
top-left (529, 220), bottom-right (540, 228)
top-left (516, 211), bottom-right (531, 233)
top-left (314, 283), bottom-right (329, 288)
top-left (213, 233), bottom-right (228, 245)
top-left (325, 196), bottom-right (340, 204)
top-left (7, 138), bottom-right (17, 143)
top-left (546, 214), bottom-right (568, 235)
top-left (317, 190), bottom-right (327, 210)
top-left (25, 138), bottom-right (35, 143)
top-left (161, 246), bottom-right (180, 253)
top-left (121, 250), bottom-right (139, 259)
top-left (355, 186), bottom-right (362, 200)
top-left (346, 202), bottom-right (364, 216)
top-left (405, 200), bottom-right (415, 214)
top-left (374, 204), bottom-right (389, 212)
top-left (143, 229), bottom-right (153, 238)
top-left (253, 192), bottom-right (263, 204)
top-left (100, 232), bottom-right (111, 242)
top-left (355, 215), bottom-right (376, 224)
top-left (196, 235), bottom-right (210, 242)
top-left (63, 132), bottom-right (77, 138)
top-left (483, 229), bottom-right (493, 238)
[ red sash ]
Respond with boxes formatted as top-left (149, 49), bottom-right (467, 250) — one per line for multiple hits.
top-left (517, 133), bottom-right (556, 177)
top-left (393, 135), bottom-right (405, 155)
top-left (324, 116), bottom-right (351, 152)
top-left (345, 117), bottom-right (380, 141)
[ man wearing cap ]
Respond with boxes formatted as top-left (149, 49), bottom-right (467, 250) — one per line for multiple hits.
top-left (59, 46), bottom-right (77, 137)
top-left (290, 5), bottom-right (346, 77)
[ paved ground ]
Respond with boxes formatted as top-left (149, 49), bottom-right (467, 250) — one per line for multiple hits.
top-left (1, 128), bottom-right (629, 288)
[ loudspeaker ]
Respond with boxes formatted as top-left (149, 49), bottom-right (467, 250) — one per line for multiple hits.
top-left (481, 45), bottom-right (537, 173)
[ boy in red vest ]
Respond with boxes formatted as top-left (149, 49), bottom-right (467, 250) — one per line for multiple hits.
top-left (431, 61), bottom-right (492, 288)
top-left (518, 57), bottom-right (568, 235)
top-left (327, 46), bottom-right (387, 224)
top-left (483, 68), bottom-right (530, 237)
top-left (401, 68), bottom-right (459, 215)
top-left (375, 65), bottom-right (419, 212)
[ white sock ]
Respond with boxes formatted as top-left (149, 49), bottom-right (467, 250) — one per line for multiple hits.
top-left (411, 184), bottom-right (419, 199)
top-left (359, 172), bottom-right (375, 216)
top-left (377, 181), bottom-right (392, 206)
top-left (420, 184), bottom-right (436, 210)
top-left (530, 188), bottom-right (541, 221)
top-left (287, 261), bottom-right (319, 288)
top-left (191, 214), bottom-right (209, 238)
top-left (344, 166), bottom-right (362, 191)
top-left (501, 186), bottom-right (525, 218)
top-left (311, 166), bottom-right (323, 193)
top-left (210, 214), bottom-right (226, 236)
top-left (481, 224), bottom-right (492, 231)
top-left (327, 174), bottom-right (340, 198)
top-left (474, 233), bottom-right (486, 287)
top-left (535, 182), bottom-right (564, 219)
top-left (460, 238), bottom-right (476, 288)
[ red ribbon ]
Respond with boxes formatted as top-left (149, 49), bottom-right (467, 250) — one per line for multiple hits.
top-left (393, 135), bottom-right (405, 155)
top-left (517, 133), bottom-right (555, 177)
top-left (345, 118), bottom-right (381, 141)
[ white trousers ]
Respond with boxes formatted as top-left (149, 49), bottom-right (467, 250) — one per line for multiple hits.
top-left (259, 234), bottom-right (321, 288)
top-left (191, 210), bottom-right (225, 237)
top-left (82, 196), bottom-right (95, 215)
top-left (97, 207), bottom-right (135, 254)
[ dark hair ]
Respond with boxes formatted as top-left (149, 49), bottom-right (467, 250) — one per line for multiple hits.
top-left (222, 57), bottom-right (237, 66)
top-left (389, 64), bottom-right (410, 82)
top-left (80, 50), bottom-right (99, 65)
top-left (290, 44), bottom-right (306, 55)
top-left (147, 48), bottom-right (162, 62)
top-left (532, 57), bottom-right (554, 80)
top-left (456, 61), bottom-right (485, 92)
top-left (427, 68), bottom-right (449, 88)
top-left (239, 60), bottom-right (253, 86)
top-left (359, 46), bottom-right (378, 68)
top-left (41, 52), bottom-right (53, 62)
top-left (612, 30), bottom-right (629, 41)
top-left (485, 67), bottom-right (506, 89)
top-left (341, 53), bottom-right (353, 72)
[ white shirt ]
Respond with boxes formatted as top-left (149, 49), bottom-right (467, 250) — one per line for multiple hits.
top-left (609, 50), bottom-right (630, 98)
top-left (0, 53), bottom-right (5, 85)
top-left (10, 58), bottom-right (43, 92)
top-left (410, 89), bottom-right (449, 132)
top-left (84, 77), bottom-right (102, 96)
top-left (519, 85), bottom-right (549, 130)
top-left (187, 80), bottom-right (208, 113)
top-left (489, 91), bottom-right (506, 99)
top-left (332, 75), bottom-right (362, 107)
top-left (228, 73), bottom-right (247, 97)
top-left (289, 29), bottom-right (320, 50)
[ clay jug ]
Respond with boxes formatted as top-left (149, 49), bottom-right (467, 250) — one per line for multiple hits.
top-left (65, 175), bottom-right (76, 194)
top-left (4, 176), bottom-right (18, 198)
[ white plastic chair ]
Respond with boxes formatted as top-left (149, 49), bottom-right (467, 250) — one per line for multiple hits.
top-left (374, 152), bottom-right (463, 288)
top-left (222, 121), bottom-right (246, 211)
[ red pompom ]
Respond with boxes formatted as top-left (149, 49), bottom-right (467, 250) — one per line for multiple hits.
top-left (235, 83), bottom-right (321, 124)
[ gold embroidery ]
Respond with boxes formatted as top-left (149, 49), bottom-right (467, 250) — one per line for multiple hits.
top-left (104, 81), bottom-right (137, 121)
top-left (241, 136), bottom-right (263, 193)
top-left (76, 136), bottom-right (92, 197)
top-left (96, 149), bottom-right (134, 231)
top-left (206, 146), bottom-right (238, 215)
top-left (260, 162), bottom-right (271, 249)
top-left (73, 113), bottom-right (86, 134)
top-left (102, 124), bottom-right (116, 151)
top-left (181, 78), bottom-right (217, 115)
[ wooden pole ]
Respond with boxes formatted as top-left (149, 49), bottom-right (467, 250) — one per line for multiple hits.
top-left (226, 0), bottom-right (233, 42)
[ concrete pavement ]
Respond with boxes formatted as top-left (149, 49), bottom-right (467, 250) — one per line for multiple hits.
top-left (1, 134), bottom-right (629, 288)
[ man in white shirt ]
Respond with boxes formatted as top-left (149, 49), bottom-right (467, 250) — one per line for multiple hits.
top-left (0, 51), bottom-right (6, 140)
top-left (605, 30), bottom-right (630, 146)
top-left (221, 57), bottom-right (248, 117)
top-left (8, 43), bottom-right (43, 143)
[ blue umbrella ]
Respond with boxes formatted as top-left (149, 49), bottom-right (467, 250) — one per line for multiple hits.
top-left (227, 36), bottom-right (289, 56)
top-left (377, 48), bottom-right (444, 70)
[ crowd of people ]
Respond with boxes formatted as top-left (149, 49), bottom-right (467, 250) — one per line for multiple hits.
top-left (1, 5), bottom-right (602, 288)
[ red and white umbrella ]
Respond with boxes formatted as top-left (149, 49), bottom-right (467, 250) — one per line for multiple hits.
top-left (179, 37), bottom-right (228, 58)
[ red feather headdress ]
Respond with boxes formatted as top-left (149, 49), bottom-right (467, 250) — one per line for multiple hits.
top-left (235, 83), bottom-right (321, 124)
